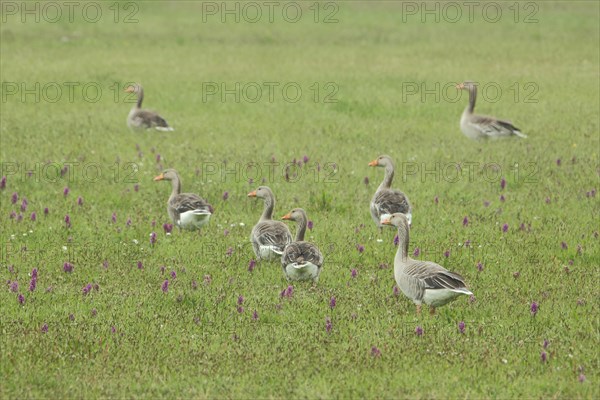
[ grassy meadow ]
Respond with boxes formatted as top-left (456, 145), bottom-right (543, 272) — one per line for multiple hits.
top-left (1, 1), bottom-right (599, 398)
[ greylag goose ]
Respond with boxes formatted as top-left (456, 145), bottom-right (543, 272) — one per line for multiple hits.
top-left (153, 169), bottom-right (212, 230)
top-left (456, 81), bottom-right (526, 139)
top-left (281, 208), bottom-right (324, 282)
top-left (382, 213), bottom-right (472, 315)
top-left (369, 155), bottom-right (412, 227)
top-left (248, 186), bottom-right (292, 261)
top-left (125, 83), bottom-right (174, 131)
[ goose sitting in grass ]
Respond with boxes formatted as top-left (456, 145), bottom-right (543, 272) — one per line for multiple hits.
top-left (369, 155), bottom-right (412, 228)
top-left (125, 83), bottom-right (174, 131)
top-left (248, 186), bottom-right (292, 261)
top-left (456, 81), bottom-right (526, 139)
top-left (281, 208), bottom-right (323, 283)
top-left (153, 169), bottom-right (212, 230)
top-left (382, 213), bottom-right (472, 315)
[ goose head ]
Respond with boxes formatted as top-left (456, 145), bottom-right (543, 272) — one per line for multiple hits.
top-left (456, 81), bottom-right (477, 91)
top-left (281, 208), bottom-right (307, 222)
top-left (153, 169), bottom-right (179, 182)
top-left (247, 186), bottom-right (274, 199)
top-left (381, 212), bottom-right (410, 229)
top-left (368, 155), bottom-right (394, 168)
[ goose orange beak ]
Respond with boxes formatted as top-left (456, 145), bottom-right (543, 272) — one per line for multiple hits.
top-left (281, 213), bottom-right (292, 220)
top-left (247, 191), bottom-right (257, 197)
top-left (124, 86), bottom-right (135, 93)
top-left (381, 218), bottom-right (392, 225)
top-left (455, 82), bottom-right (464, 90)
top-left (153, 173), bottom-right (164, 181)
top-left (368, 159), bottom-right (378, 167)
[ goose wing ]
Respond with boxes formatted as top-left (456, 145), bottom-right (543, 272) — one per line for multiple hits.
top-left (282, 241), bottom-right (324, 267)
top-left (469, 114), bottom-right (525, 138)
top-left (404, 261), bottom-right (469, 291)
top-left (171, 193), bottom-right (212, 214)
top-left (372, 189), bottom-right (411, 216)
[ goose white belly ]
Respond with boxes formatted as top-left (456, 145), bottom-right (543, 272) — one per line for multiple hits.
top-left (258, 245), bottom-right (284, 260)
top-left (460, 112), bottom-right (484, 140)
top-left (423, 287), bottom-right (472, 307)
top-left (178, 210), bottom-right (211, 230)
top-left (284, 262), bottom-right (320, 282)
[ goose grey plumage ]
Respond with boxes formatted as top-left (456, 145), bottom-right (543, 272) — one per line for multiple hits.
top-left (382, 213), bottom-right (472, 315)
top-left (125, 83), bottom-right (174, 131)
top-left (369, 155), bottom-right (412, 227)
top-left (456, 81), bottom-right (526, 139)
top-left (154, 169), bottom-right (212, 230)
top-left (281, 208), bottom-right (323, 283)
top-left (248, 186), bottom-right (292, 261)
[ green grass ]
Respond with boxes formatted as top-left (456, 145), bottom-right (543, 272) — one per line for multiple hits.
top-left (1, 1), bottom-right (599, 398)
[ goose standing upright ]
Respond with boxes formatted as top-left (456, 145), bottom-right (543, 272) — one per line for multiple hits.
top-left (369, 155), bottom-right (412, 227)
top-left (382, 213), bottom-right (472, 315)
top-left (125, 83), bottom-right (174, 131)
top-left (281, 208), bottom-right (324, 282)
top-left (248, 186), bottom-right (292, 261)
top-left (456, 81), bottom-right (526, 139)
top-left (154, 169), bottom-right (212, 230)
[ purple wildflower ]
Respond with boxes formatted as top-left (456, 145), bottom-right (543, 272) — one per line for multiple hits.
top-left (500, 177), bottom-right (506, 190)
top-left (111, 326), bottom-right (116, 334)
top-left (237, 295), bottom-right (244, 305)
top-left (577, 244), bottom-right (582, 255)
top-left (502, 223), bottom-right (509, 233)
top-left (64, 214), bottom-right (71, 228)
top-left (371, 346), bottom-right (381, 357)
top-left (102, 260), bottom-right (109, 269)
top-left (444, 250), bottom-right (450, 258)
top-left (126, 217), bottom-right (131, 227)
top-left (483, 200), bottom-right (490, 207)
top-left (17, 213), bottom-right (23, 222)
top-left (413, 247), bottom-right (420, 257)
top-left (434, 196), bottom-right (439, 205)
top-left (150, 232), bottom-right (157, 245)
top-left (156, 154), bottom-right (161, 163)
top-left (111, 213), bottom-right (117, 223)
top-left (458, 321), bottom-right (465, 334)
top-left (163, 223), bottom-right (173, 234)
top-left (415, 326), bottom-right (423, 336)
top-left (222, 191), bottom-right (229, 201)
top-left (469, 295), bottom-right (476, 303)
top-left (77, 196), bottom-right (83, 206)
top-left (29, 277), bottom-right (36, 292)
top-left (91, 309), bottom-right (97, 317)
top-left (44, 207), bottom-right (49, 215)
top-left (170, 270), bottom-right (176, 279)
top-left (134, 184), bottom-right (139, 192)
top-left (41, 323), bottom-right (48, 333)
top-left (252, 310), bottom-right (259, 321)
top-left (204, 275), bottom-right (212, 284)
top-left (545, 197), bottom-right (551, 204)
top-left (500, 195), bottom-right (505, 202)
top-left (541, 351), bottom-right (547, 363)
top-left (82, 284), bottom-right (92, 296)
top-left (356, 244), bottom-right (364, 253)
top-left (477, 262), bottom-right (484, 272)
top-left (393, 286), bottom-right (399, 297)
top-left (248, 259), bottom-right (256, 272)
top-left (137, 261), bottom-right (143, 270)
top-left (578, 374), bottom-right (586, 383)
top-left (20, 198), bottom-right (28, 212)
top-left (363, 176), bottom-right (369, 185)
top-left (226, 247), bottom-right (234, 257)
top-left (351, 269), bottom-right (357, 278)
top-left (285, 285), bottom-right (294, 298)
top-left (69, 314), bottom-right (75, 321)
top-left (11, 192), bottom-right (18, 204)
top-left (161, 279), bottom-right (169, 293)
top-left (543, 339), bottom-right (549, 349)
top-left (223, 229), bottom-right (229, 236)
top-left (325, 317), bottom-right (332, 333)
top-left (30, 212), bottom-right (37, 221)
top-left (303, 155), bottom-right (309, 164)
top-left (237, 306), bottom-right (244, 313)
top-left (0, 176), bottom-right (5, 189)
top-left (329, 296), bottom-right (336, 309)
top-left (393, 235), bottom-right (399, 246)
top-left (464, 240), bottom-right (471, 247)
top-left (556, 159), bottom-right (561, 166)
top-left (10, 281), bottom-right (18, 292)
top-left (18, 293), bottom-right (25, 304)
top-left (9, 211), bottom-right (16, 219)
top-left (561, 241), bottom-right (568, 250)
top-left (530, 301), bottom-right (539, 316)
top-left (463, 216), bottom-right (469, 227)
top-left (307, 220), bottom-right (313, 230)
top-left (63, 262), bottom-right (73, 273)
top-left (63, 187), bottom-right (69, 197)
